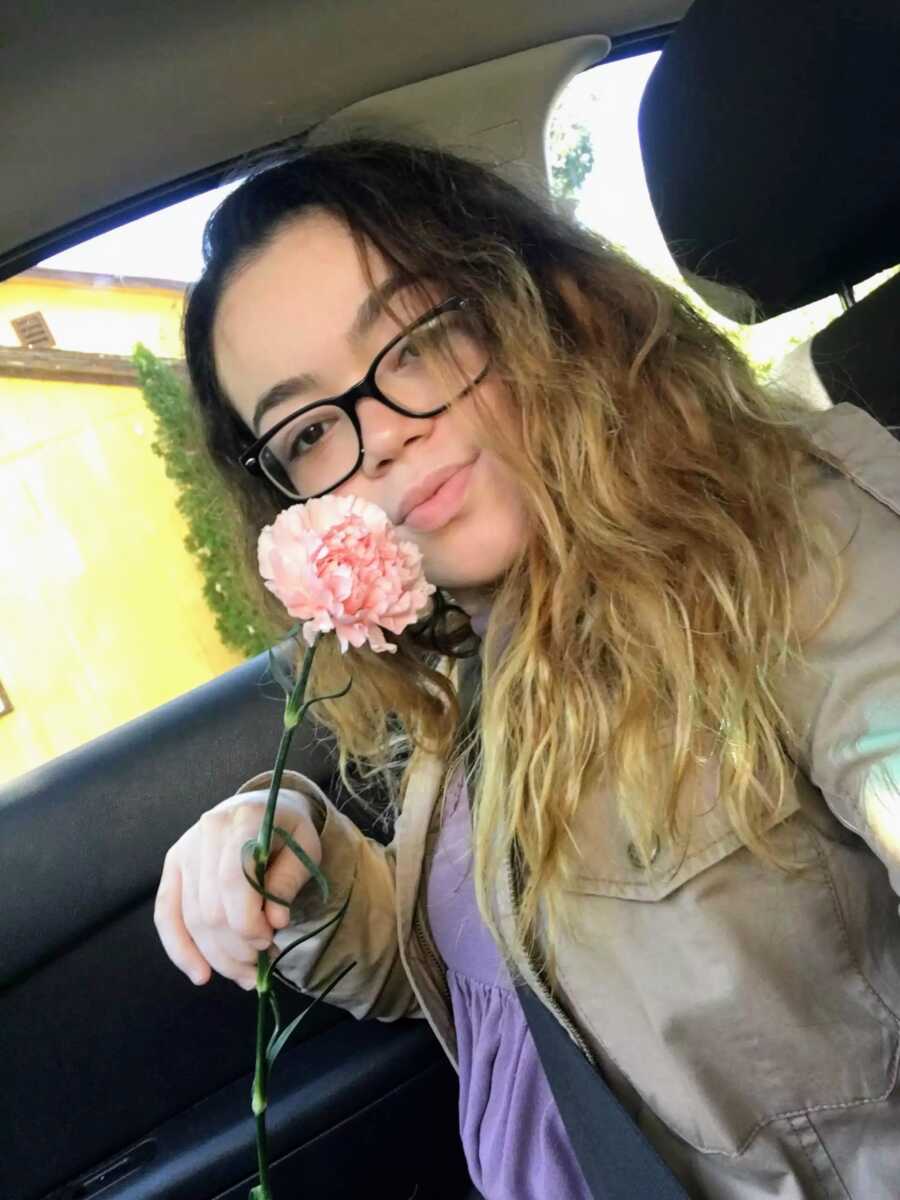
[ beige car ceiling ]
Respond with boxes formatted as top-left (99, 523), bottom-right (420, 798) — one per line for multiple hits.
top-left (0, 0), bottom-right (688, 276)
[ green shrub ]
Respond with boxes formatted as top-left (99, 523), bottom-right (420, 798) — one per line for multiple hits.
top-left (133, 343), bottom-right (278, 659)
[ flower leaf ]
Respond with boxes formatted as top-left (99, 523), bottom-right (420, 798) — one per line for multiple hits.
top-left (265, 1012), bottom-right (305, 1070)
top-left (268, 883), bottom-right (355, 985)
top-left (241, 861), bottom-right (287, 907)
top-left (272, 824), bottom-right (329, 902)
top-left (264, 988), bottom-right (282, 1060)
top-left (240, 832), bottom-right (329, 907)
top-left (266, 647), bottom-right (296, 700)
top-left (240, 839), bottom-right (293, 908)
top-left (295, 674), bottom-right (353, 723)
top-left (267, 986), bottom-right (281, 1033)
top-left (266, 960), bottom-right (356, 1069)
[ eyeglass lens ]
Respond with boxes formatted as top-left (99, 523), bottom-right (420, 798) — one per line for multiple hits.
top-left (258, 306), bottom-right (488, 500)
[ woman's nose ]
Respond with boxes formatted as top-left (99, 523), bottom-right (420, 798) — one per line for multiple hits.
top-left (356, 396), bottom-right (436, 476)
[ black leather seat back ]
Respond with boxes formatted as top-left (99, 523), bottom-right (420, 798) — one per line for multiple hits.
top-left (637, 0), bottom-right (900, 430)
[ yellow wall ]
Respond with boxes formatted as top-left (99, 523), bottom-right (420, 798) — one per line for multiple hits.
top-left (0, 273), bottom-right (243, 786)
top-left (0, 270), bottom-right (186, 357)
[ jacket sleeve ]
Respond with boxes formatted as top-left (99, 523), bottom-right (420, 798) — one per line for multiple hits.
top-left (232, 768), bottom-right (422, 1021)
top-left (775, 407), bottom-right (900, 903)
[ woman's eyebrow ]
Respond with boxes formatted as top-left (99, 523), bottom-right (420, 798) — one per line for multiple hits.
top-left (346, 271), bottom-right (413, 347)
top-left (251, 272), bottom-right (416, 434)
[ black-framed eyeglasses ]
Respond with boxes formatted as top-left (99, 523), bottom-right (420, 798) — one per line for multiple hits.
top-left (238, 296), bottom-right (489, 502)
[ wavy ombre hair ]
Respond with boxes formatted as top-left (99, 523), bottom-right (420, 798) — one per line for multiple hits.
top-left (184, 135), bottom-right (848, 968)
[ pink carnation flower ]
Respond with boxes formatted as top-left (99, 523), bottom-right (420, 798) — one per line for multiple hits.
top-left (258, 495), bottom-right (436, 654)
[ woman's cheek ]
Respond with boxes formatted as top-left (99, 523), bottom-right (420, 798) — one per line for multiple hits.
top-left (424, 492), bottom-right (528, 592)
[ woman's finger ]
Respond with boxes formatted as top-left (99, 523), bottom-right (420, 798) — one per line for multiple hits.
top-left (192, 924), bottom-right (262, 990)
top-left (154, 856), bottom-right (211, 986)
top-left (263, 833), bottom-right (315, 929)
top-left (219, 811), bottom-right (275, 945)
top-left (182, 872), bottom-right (259, 990)
top-left (197, 813), bottom-right (227, 927)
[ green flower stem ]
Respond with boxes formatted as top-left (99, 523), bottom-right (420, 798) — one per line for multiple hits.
top-left (255, 640), bottom-right (318, 864)
top-left (249, 637), bottom-right (318, 1200)
top-left (251, 960), bottom-right (273, 1199)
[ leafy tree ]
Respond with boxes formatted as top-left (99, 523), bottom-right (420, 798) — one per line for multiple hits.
top-left (548, 119), bottom-right (594, 200)
top-left (133, 344), bottom-right (279, 659)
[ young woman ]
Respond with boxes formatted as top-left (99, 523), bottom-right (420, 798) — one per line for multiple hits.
top-left (154, 136), bottom-right (900, 1199)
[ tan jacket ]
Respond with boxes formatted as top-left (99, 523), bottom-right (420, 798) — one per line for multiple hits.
top-left (236, 402), bottom-right (900, 1199)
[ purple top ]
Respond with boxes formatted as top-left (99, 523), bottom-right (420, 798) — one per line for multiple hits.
top-left (426, 763), bottom-right (592, 1199)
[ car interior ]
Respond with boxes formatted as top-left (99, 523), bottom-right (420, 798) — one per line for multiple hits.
top-left (1, 1), bottom-right (897, 1198)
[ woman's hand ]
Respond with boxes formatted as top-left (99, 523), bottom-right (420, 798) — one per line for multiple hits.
top-left (154, 791), bottom-right (323, 991)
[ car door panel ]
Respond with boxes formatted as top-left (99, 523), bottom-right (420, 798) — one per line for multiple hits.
top-left (0, 652), bottom-right (469, 1200)
top-left (46, 1022), bottom-right (463, 1200)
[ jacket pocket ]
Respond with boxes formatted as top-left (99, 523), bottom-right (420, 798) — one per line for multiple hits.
top-left (556, 780), bottom-right (900, 1156)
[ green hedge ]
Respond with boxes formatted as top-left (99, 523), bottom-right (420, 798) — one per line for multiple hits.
top-left (133, 343), bottom-right (275, 660)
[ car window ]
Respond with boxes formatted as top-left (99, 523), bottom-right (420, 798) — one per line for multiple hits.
top-left (0, 184), bottom-right (257, 786)
top-left (547, 50), bottom-right (895, 380)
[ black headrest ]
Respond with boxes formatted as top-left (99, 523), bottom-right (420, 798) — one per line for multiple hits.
top-left (811, 270), bottom-right (900, 427)
top-left (638, 0), bottom-right (900, 322)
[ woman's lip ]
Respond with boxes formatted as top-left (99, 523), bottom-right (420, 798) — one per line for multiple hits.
top-left (404, 461), bottom-right (475, 532)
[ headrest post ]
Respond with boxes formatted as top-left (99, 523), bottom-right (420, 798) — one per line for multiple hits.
top-left (837, 283), bottom-right (856, 312)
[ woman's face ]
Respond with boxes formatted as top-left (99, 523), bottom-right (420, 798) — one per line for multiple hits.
top-left (213, 208), bottom-right (529, 614)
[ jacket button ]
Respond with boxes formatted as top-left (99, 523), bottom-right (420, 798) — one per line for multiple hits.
top-left (627, 834), bottom-right (660, 869)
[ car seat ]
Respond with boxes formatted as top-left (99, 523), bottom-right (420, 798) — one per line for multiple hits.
top-left (636, 0), bottom-right (900, 431)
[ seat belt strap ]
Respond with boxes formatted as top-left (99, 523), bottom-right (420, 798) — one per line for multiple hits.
top-left (456, 651), bottom-right (691, 1200)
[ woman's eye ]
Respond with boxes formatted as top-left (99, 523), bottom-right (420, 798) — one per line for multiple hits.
top-left (397, 337), bottom-right (423, 366)
top-left (288, 420), bottom-right (328, 459)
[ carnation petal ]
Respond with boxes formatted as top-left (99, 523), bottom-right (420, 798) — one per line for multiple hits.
top-left (257, 495), bottom-right (433, 652)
